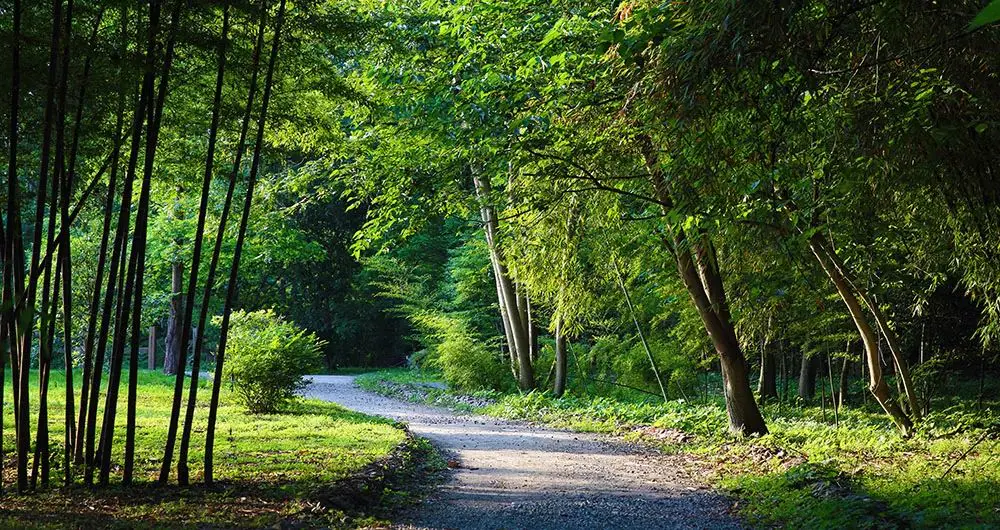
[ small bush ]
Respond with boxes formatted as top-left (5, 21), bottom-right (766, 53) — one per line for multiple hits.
top-left (218, 309), bottom-right (325, 413)
top-left (412, 312), bottom-right (508, 391)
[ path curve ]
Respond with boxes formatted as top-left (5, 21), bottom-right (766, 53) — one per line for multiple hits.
top-left (304, 375), bottom-right (740, 530)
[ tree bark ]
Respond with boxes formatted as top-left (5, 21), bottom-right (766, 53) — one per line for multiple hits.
top-left (473, 171), bottom-right (534, 390)
top-left (1, 0), bottom-right (23, 495)
top-left (610, 251), bottom-right (668, 402)
top-left (808, 234), bottom-right (912, 435)
top-left (19, 0), bottom-right (63, 492)
top-left (812, 238), bottom-right (921, 419)
top-left (202, 0), bottom-right (286, 485)
top-left (164, 261), bottom-right (183, 375)
top-left (798, 353), bottom-right (818, 401)
top-left (177, 3), bottom-right (231, 486)
top-left (640, 136), bottom-right (766, 435)
top-left (838, 353), bottom-right (849, 409)
top-left (758, 348), bottom-right (778, 401)
top-left (553, 319), bottom-right (568, 397)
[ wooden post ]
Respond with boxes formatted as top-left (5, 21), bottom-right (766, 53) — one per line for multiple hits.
top-left (148, 326), bottom-right (157, 370)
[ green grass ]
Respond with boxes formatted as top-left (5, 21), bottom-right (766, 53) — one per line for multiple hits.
top-left (1, 369), bottom-right (412, 528)
top-left (357, 368), bottom-right (1000, 529)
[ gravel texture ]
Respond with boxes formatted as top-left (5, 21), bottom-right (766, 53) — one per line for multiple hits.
top-left (303, 375), bottom-right (741, 530)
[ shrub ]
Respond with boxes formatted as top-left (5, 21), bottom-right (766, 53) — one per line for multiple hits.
top-left (218, 309), bottom-right (325, 413)
top-left (412, 311), bottom-right (508, 391)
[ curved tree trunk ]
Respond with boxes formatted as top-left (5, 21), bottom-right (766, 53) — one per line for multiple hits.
top-left (813, 239), bottom-right (921, 420)
top-left (809, 235), bottom-right (912, 435)
top-left (640, 136), bottom-right (766, 435)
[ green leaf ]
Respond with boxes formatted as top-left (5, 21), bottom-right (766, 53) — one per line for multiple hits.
top-left (969, 0), bottom-right (1000, 30)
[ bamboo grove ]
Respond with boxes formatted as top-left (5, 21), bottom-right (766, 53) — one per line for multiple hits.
top-left (1, 0), bottom-right (287, 492)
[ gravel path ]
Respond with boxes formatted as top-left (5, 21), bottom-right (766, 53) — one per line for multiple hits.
top-left (304, 375), bottom-right (740, 530)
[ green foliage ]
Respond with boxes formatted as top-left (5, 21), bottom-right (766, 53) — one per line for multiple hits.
top-left (970, 0), bottom-right (1000, 30)
top-left (414, 312), bottom-right (509, 391)
top-left (219, 310), bottom-right (326, 413)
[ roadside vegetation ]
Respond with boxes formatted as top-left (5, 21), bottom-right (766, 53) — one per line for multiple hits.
top-left (1, 370), bottom-right (416, 528)
top-left (358, 368), bottom-right (1000, 529)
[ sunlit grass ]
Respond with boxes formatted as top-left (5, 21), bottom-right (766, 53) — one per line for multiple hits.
top-left (1, 369), bottom-right (407, 528)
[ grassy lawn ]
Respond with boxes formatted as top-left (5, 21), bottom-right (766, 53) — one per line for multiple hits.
top-left (357, 369), bottom-right (1000, 529)
top-left (1, 369), bottom-right (416, 529)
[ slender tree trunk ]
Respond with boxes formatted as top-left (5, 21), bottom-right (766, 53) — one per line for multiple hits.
top-left (610, 251), bottom-right (668, 402)
top-left (758, 348), bottom-right (778, 401)
top-left (808, 235), bottom-right (912, 435)
top-left (56, 0), bottom-right (84, 484)
top-left (164, 261), bottom-right (183, 375)
top-left (641, 136), bottom-right (766, 435)
top-left (527, 299), bottom-right (539, 363)
top-left (85, 73), bottom-right (137, 482)
top-left (96, 0), bottom-right (165, 485)
top-left (3, 0), bottom-right (24, 494)
top-left (798, 353), bottom-right (818, 401)
top-left (76, 8), bottom-right (124, 462)
top-left (84, 65), bottom-right (136, 481)
top-left (177, 3), bottom-right (231, 486)
top-left (473, 172), bottom-right (534, 390)
top-left (19, 0), bottom-right (64, 493)
top-left (195, 2), bottom-right (269, 484)
top-left (812, 238), bottom-right (921, 420)
top-left (492, 269), bottom-right (518, 379)
top-left (202, 0), bottom-right (286, 485)
top-left (838, 341), bottom-right (850, 409)
top-left (34, 132), bottom-right (63, 489)
top-left (553, 319), bottom-right (568, 397)
top-left (123, 0), bottom-right (182, 485)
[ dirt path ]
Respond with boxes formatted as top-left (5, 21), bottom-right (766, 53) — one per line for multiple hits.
top-left (304, 375), bottom-right (740, 530)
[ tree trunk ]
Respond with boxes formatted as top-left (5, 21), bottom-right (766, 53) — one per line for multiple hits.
top-left (838, 350), bottom-right (849, 409)
top-left (177, 3), bottom-right (231, 485)
top-left (164, 261), bottom-right (183, 375)
top-left (553, 319), bottom-right (568, 397)
top-left (808, 235), bottom-right (912, 435)
top-left (798, 353), bottom-right (818, 401)
top-left (758, 348), bottom-right (778, 401)
top-left (202, 0), bottom-right (286, 485)
top-left (491, 262), bottom-right (518, 379)
top-left (76, 10), bottom-right (124, 462)
top-left (610, 251), bottom-right (668, 402)
top-left (812, 238), bottom-right (921, 420)
top-left (641, 135), bottom-right (766, 435)
top-left (1, 0), bottom-right (23, 494)
top-left (473, 171), bottom-right (534, 390)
